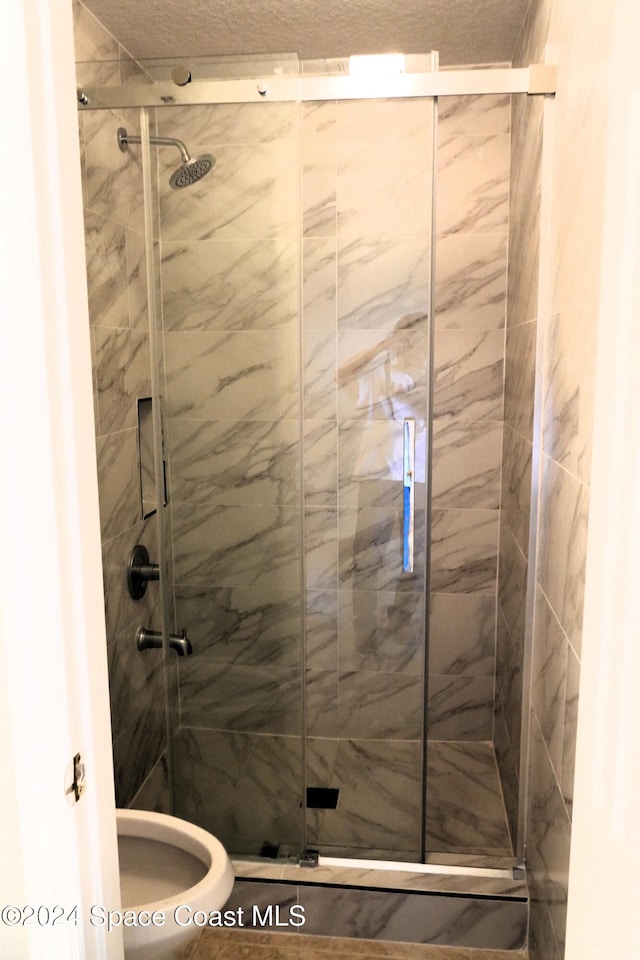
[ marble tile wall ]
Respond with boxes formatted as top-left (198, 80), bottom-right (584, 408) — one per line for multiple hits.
top-left (429, 93), bottom-right (510, 743)
top-left (74, 0), bottom-right (169, 809)
top-left (157, 100), bottom-right (305, 780)
top-left (507, 0), bottom-right (607, 956)
top-left (222, 881), bottom-right (527, 950)
top-left (301, 97), bottom-right (432, 763)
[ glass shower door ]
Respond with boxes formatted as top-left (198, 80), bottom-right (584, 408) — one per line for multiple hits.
top-left (152, 69), bottom-right (306, 859)
top-left (302, 94), bottom-right (435, 861)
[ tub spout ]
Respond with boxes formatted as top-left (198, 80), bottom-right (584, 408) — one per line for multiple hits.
top-left (136, 626), bottom-right (193, 656)
top-left (170, 629), bottom-right (193, 657)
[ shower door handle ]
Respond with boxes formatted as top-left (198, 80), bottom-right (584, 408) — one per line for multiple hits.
top-left (403, 418), bottom-right (415, 573)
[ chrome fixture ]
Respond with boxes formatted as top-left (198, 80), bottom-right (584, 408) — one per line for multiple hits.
top-left (171, 65), bottom-right (192, 86)
top-left (136, 626), bottom-right (193, 657)
top-left (116, 126), bottom-right (215, 190)
top-left (127, 544), bottom-right (160, 600)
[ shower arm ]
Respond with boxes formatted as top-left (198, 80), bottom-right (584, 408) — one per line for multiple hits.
top-left (117, 127), bottom-right (190, 163)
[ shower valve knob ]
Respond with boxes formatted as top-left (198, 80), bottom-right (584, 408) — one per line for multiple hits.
top-left (127, 544), bottom-right (160, 599)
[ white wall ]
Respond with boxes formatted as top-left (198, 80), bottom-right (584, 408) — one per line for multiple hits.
top-left (0, 0), bottom-right (121, 956)
top-left (565, 0), bottom-right (640, 955)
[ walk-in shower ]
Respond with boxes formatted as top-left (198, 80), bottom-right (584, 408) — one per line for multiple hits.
top-left (78, 54), bottom-right (553, 895)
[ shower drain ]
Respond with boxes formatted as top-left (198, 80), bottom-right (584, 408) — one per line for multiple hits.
top-left (306, 787), bottom-right (340, 809)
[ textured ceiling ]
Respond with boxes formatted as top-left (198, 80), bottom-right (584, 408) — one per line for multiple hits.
top-left (83, 0), bottom-right (531, 66)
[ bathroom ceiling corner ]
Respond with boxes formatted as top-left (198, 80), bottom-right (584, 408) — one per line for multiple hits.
top-left (81, 0), bottom-right (531, 66)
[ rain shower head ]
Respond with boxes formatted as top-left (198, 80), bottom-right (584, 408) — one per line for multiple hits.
top-left (116, 126), bottom-right (215, 190)
top-left (169, 154), bottom-right (215, 189)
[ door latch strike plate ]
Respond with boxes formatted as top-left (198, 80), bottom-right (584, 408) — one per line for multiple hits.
top-left (65, 752), bottom-right (85, 804)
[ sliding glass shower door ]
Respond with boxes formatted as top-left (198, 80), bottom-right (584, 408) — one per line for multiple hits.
top-left (153, 69), bottom-right (307, 858)
top-left (142, 61), bottom-right (436, 862)
top-left (301, 94), bottom-right (435, 861)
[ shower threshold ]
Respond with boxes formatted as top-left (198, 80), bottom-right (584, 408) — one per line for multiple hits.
top-left (228, 855), bottom-right (528, 950)
top-left (232, 852), bottom-right (526, 900)
top-left (319, 854), bottom-right (517, 880)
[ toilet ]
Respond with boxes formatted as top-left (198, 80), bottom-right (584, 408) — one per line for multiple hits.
top-left (116, 809), bottom-right (235, 960)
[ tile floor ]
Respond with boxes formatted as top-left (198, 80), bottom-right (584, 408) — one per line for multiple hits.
top-left (182, 930), bottom-right (528, 960)
top-left (174, 731), bottom-right (513, 861)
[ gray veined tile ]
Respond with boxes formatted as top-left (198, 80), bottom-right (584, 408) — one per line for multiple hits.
top-left (173, 728), bottom-right (303, 855)
top-left (429, 593), bottom-right (496, 677)
top-left (338, 589), bottom-right (424, 674)
top-left (543, 304), bottom-right (597, 483)
top-left (305, 589), bottom-right (338, 672)
top-left (159, 142), bottom-right (298, 242)
top-left (129, 753), bottom-right (171, 815)
top-left (532, 587), bottom-right (568, 780)
top-left (169, 417), bottom-right (300, 506)
top-left (172, 502), bottom-right (301, 591)
top-left (161, 238), bottom-right (297, 332)
top-left (437, 134), bottom-right (510, 235)
top-left (498, 522), bottom-right (527, 649)
top-left (495, 606), bottom-right (524, 766)
top-left (155, 101), bottom-right (298, 147)
top-left (508, 97), bottom-right (542, 330)
top-left (430, 508), bottom-right (499, 595)
top-left (337, 137), bottom-right (431, 244)
top-left (426, 741), bottom-right (512, 855)
top-left (435, 232), bottom-right (507, 330)
top-left (302, 102), bottom-right (337, 238)
top-left (336, 97), bottom-right (433, 146)
top-left (337, 238), bottom-right (430, 331)
top-left (438, 93), bottom-right (511, 138)
top-left (303, 237), bottom-right (337, 330)
top-left (173, 584), bottom-right (302, 668)
top-left (306, 738), bottom-right (422, 852)
top-left (178, 660), bottom-right (301, 735)
top-left (113, 688), bottom-right (166, 809)
top-left (305, 507), bottom-right (338, 591)
top-left (304, 326), bottom-right (337, 421)
top-left (303, 420), bottom-right (338, 507)
top-left (537, 454), bottom-right (589, 656)
top-left (528, 720), bottom-right (571, 954)
top-left (94, 326), bottom-right (151, 435)
top-left (83, 210), bottom-right (128, 328)
top-left (561, 645), bottom-right (580, 816)
top-left (337, 321), bottom-right (430, 422)
top-left (504, 321), bottom-right (536, 440)
top-left (83, 110), bottom-right (145, 232)
top-left (338, 670), bottom-right (423, 739)
top-left (107, 602), bottom-right (162, 742)
top-left (96, 428), bottom-right (140, 542)
top-left (431, 418), bottom-right (502, 509)
top-left (338, 418), bottom-right (426, 509)
top-left (125, 228), bottom-right (149, 332)
top-left (433, 329), bottom-right (504, 421)
top-left (306, 669), bottom-right (339, 737)
top-left (338, 505), bottom-right (425, 594)
top-left (295, 886), bottom-right (525, 948)
top-left (427, 674), bottom-right (494, 741)
top-left (164, 330), bottom-right (299, 421)
top-left (500, 424), bottom-right (533, 556)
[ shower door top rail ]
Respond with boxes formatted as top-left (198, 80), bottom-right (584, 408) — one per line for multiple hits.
top-left (77, 63), bottom-right (556, 110)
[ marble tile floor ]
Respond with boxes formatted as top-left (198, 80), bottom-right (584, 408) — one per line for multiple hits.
top-left (182, 930), bottom-right (528, 960)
